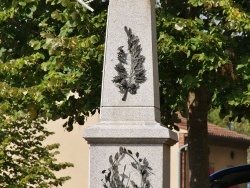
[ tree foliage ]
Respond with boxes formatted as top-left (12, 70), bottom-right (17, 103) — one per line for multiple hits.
top-left (0, 0), bottom-right (249, 187)
top-left (0, 118), bottom-right (73, 187)
top-left (157, 0), bottom-right (250, 126)
top-left (0, 0), bottom-right (107, 130)
top-left (208, 108), bottom-right (250, 136)
top-left (157, 0), bottom-right (249, 187)
top-left (0, 0), bottom-right (107, 186)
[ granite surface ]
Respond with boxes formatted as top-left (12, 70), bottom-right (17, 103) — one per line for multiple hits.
top-left (84, 0), bottom-right (178, 187)
top-left (101, 0), bottom-right (160, 111)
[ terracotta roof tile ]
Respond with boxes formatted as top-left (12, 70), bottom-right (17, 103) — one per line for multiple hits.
top-left (176, 114), bottom-right (250, 142)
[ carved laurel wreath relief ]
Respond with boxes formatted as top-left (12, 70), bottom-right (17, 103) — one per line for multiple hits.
top-left (101, 147), bottom-right (153, 188)
top-left (112, 27), bottom-right (147, 101)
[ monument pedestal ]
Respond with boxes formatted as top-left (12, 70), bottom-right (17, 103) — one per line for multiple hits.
top-left (84, 122), bottom-right (177, 188)
top-left (84, 0), bottom-right (178, 187)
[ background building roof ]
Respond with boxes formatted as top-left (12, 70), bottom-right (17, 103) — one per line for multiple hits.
top-left (176, 114), bottom-right (250, 144)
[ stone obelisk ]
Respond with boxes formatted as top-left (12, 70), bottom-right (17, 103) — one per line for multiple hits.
top-left (83, 0), bottom-right (178, 187)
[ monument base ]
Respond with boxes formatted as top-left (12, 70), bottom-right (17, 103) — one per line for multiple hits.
top-left (84, 121), bottom-right (178, 188)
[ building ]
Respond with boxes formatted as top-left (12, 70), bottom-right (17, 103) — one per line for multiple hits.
top-left (174, 115), bottom-right (250, 188)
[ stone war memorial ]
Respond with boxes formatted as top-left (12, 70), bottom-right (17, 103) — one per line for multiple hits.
top-left (83, 0), bottom-right (178, 187)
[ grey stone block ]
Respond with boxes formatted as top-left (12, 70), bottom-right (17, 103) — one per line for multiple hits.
top-left (83, 0), bottom-right (178, 187)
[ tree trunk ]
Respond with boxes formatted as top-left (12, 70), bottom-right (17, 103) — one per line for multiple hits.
top-left (187, 87), bottom-right (210, 188)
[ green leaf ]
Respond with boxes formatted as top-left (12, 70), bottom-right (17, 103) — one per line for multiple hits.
top-left (19, 1), bottom-right (27, 6)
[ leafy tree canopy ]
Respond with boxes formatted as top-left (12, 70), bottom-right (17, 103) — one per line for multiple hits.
top-left (157, 0), bottom-right (250, 128)
top-left (0, 0), bottom-right (249, 187)
top-left (0, 0), bottom-right (107, 186)
top-left (156, 0), bottom-right (249, 187)
top-left (1, 0), bottom-right (248, 138)
top-left (0, 0), bottom-right (107, 130)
